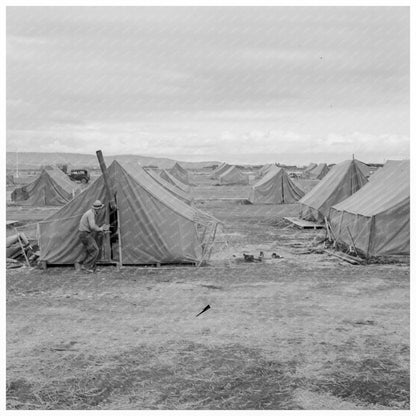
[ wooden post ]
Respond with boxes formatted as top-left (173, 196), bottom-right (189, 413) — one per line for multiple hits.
top-left (96, 150), bottom-right (116, 262)
top-left (96, 150), bottom-right (115, 210)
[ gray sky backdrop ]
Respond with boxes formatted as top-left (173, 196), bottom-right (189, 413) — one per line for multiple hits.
top-left (7, 6), bottom-right (409, 164)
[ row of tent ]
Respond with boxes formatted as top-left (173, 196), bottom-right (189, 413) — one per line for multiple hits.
top-left (9, 158), bottom-right (409, 260)
top-left (9, 162), bottom-right (192, 207)
top-left (248, 158), bottom-right (409, 257)
top-left (299, 159), bottom-right (409, 257)
top-left (303, 160), bottom-right (371, 180)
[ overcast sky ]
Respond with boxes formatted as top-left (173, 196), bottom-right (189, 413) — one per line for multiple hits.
top-left (6, 6), bottom-right (409, 164)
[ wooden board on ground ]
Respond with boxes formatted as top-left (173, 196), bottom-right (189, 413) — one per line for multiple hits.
top-left (324, 249), bottom-right (365, 265)
top-left (284, 217), bottom-right (324, 229)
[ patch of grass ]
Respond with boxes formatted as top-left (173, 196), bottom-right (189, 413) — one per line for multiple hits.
top-left (7, 342), bottom-right (301, 410)
top-left (312, 357), bottom-right (409, 409)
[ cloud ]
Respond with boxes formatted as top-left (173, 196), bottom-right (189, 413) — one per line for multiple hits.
top-left (6, 7), bottom-right (409, 163)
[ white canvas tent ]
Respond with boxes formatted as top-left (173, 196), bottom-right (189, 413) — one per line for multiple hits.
top-left (218, 166), bottom-right (249, 185)
top-left (11, 166), bottom-right (81, 206)
top-left (169, 162), bottom-right (189, 185)
top-left (38, 161), bottom-right (218, 266)
top-left (328, 160), bottom-right (409, 257)
top-left (309, 163), bottom-right (330, 180)
top-left (160, 169), bottom-right (191, 193)
top-left (305, 163), bottom-right (317, 172)
top-left (145, 168), bottom-right (193, 205)
top-left (299, 159), bottom-right (368, 222)
top-left (211, 162), bottom-right (231, 178)
top-left (249, 166), bottom-right (304, 204)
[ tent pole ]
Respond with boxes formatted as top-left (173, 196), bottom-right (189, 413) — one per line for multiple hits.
top-left (346, 226), bottom-right (358, 256)
top-left (96, 150), bottom-right (115, 210)
top-left (115, 194), bottom-right (123, 269)
top-left (96, 150), bottom-right (116, 263)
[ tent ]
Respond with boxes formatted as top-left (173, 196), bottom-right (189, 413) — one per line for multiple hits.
top-left (160, 169), bottom-right (191, 193)
top-left (249, 166), bottom-right (304, 204)
top-left (145, 168), bottom-right (193, 205)
top-left (328, 160), bottom-right (409, 257)
top-left (258, 163), bottom-right (278, 177)
top-left (299, 159), bottom-right (368, 222)
top-left (38, 161), bottom-right (218, 265)
top-left (169, 162), bottom-right (189, 185)
top-left (212, 162), bottom-right (226, 174)
top-left (218, 166), bottom-right (249, 185)
top-left (309, 163), bottom-right (330, 179)
top-left (11, 166), bottom-right (81, 206)
top-left (211, 162), bottom-right (231, 178)
top-left (305, 163), bottom-right (317, 172)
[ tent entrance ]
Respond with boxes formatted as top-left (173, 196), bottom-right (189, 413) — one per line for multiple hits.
top-left (97, 202), bottom-right (120, 264)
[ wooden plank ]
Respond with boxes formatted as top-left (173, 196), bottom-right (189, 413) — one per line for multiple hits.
top-left (284, 217), bottom-right (323, 229)
top-left (324, 249), bottom-right (365, 265)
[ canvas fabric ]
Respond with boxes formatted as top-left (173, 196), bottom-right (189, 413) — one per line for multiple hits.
top-left (160, 169), bottom-right (191, 193)
top-left (38, 161), bottom-right (218, 265)
top-left (328, 160), bottom-right (409, 257)
top-left (169, 162), bottom-right (189, 185)
top-left (259, 164), bottom-right (273, 176)
top-left (299, 159), bottom-right (368, 222)
top-left (145, 168), bottom-right (193, 205)
top-left (305, 163), bottom-right (317, 172)
top-left (249, 166), bottom-right (304, 204)
top-left (211, 163), bottom-right (231, 178)
top-left (355, 160), bottom-right (371, 178)
top-left (309, 163), bottom-right (330, 179)
top-left (219, 166), bottom-right (249, 185)
top-left (11, 167), bottom-right (80, 206)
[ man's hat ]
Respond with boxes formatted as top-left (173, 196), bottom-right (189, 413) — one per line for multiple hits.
top-left (92, 200), bottom-right (104, 210)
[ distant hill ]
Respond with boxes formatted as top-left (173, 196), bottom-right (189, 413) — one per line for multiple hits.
top-left (6, 152), bottom-right (220, 171)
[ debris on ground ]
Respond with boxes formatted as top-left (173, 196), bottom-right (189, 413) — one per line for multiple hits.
top-left (7, 258), bottom-right (24, 269)
top-left (6, 232), bottom-right (39, 267)
top-left (243, 253), bottom-right (263, 263)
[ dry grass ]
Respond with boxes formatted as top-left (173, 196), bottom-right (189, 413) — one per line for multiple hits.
top-left (6, 342), bottom-right (301, 410)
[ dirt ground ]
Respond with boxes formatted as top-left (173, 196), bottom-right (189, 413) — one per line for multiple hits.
top-left (6, 175), bottom-right (410, 410)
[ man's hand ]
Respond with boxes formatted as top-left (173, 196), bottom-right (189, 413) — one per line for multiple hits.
top-left (101, 224), bottom-right (110, 232)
